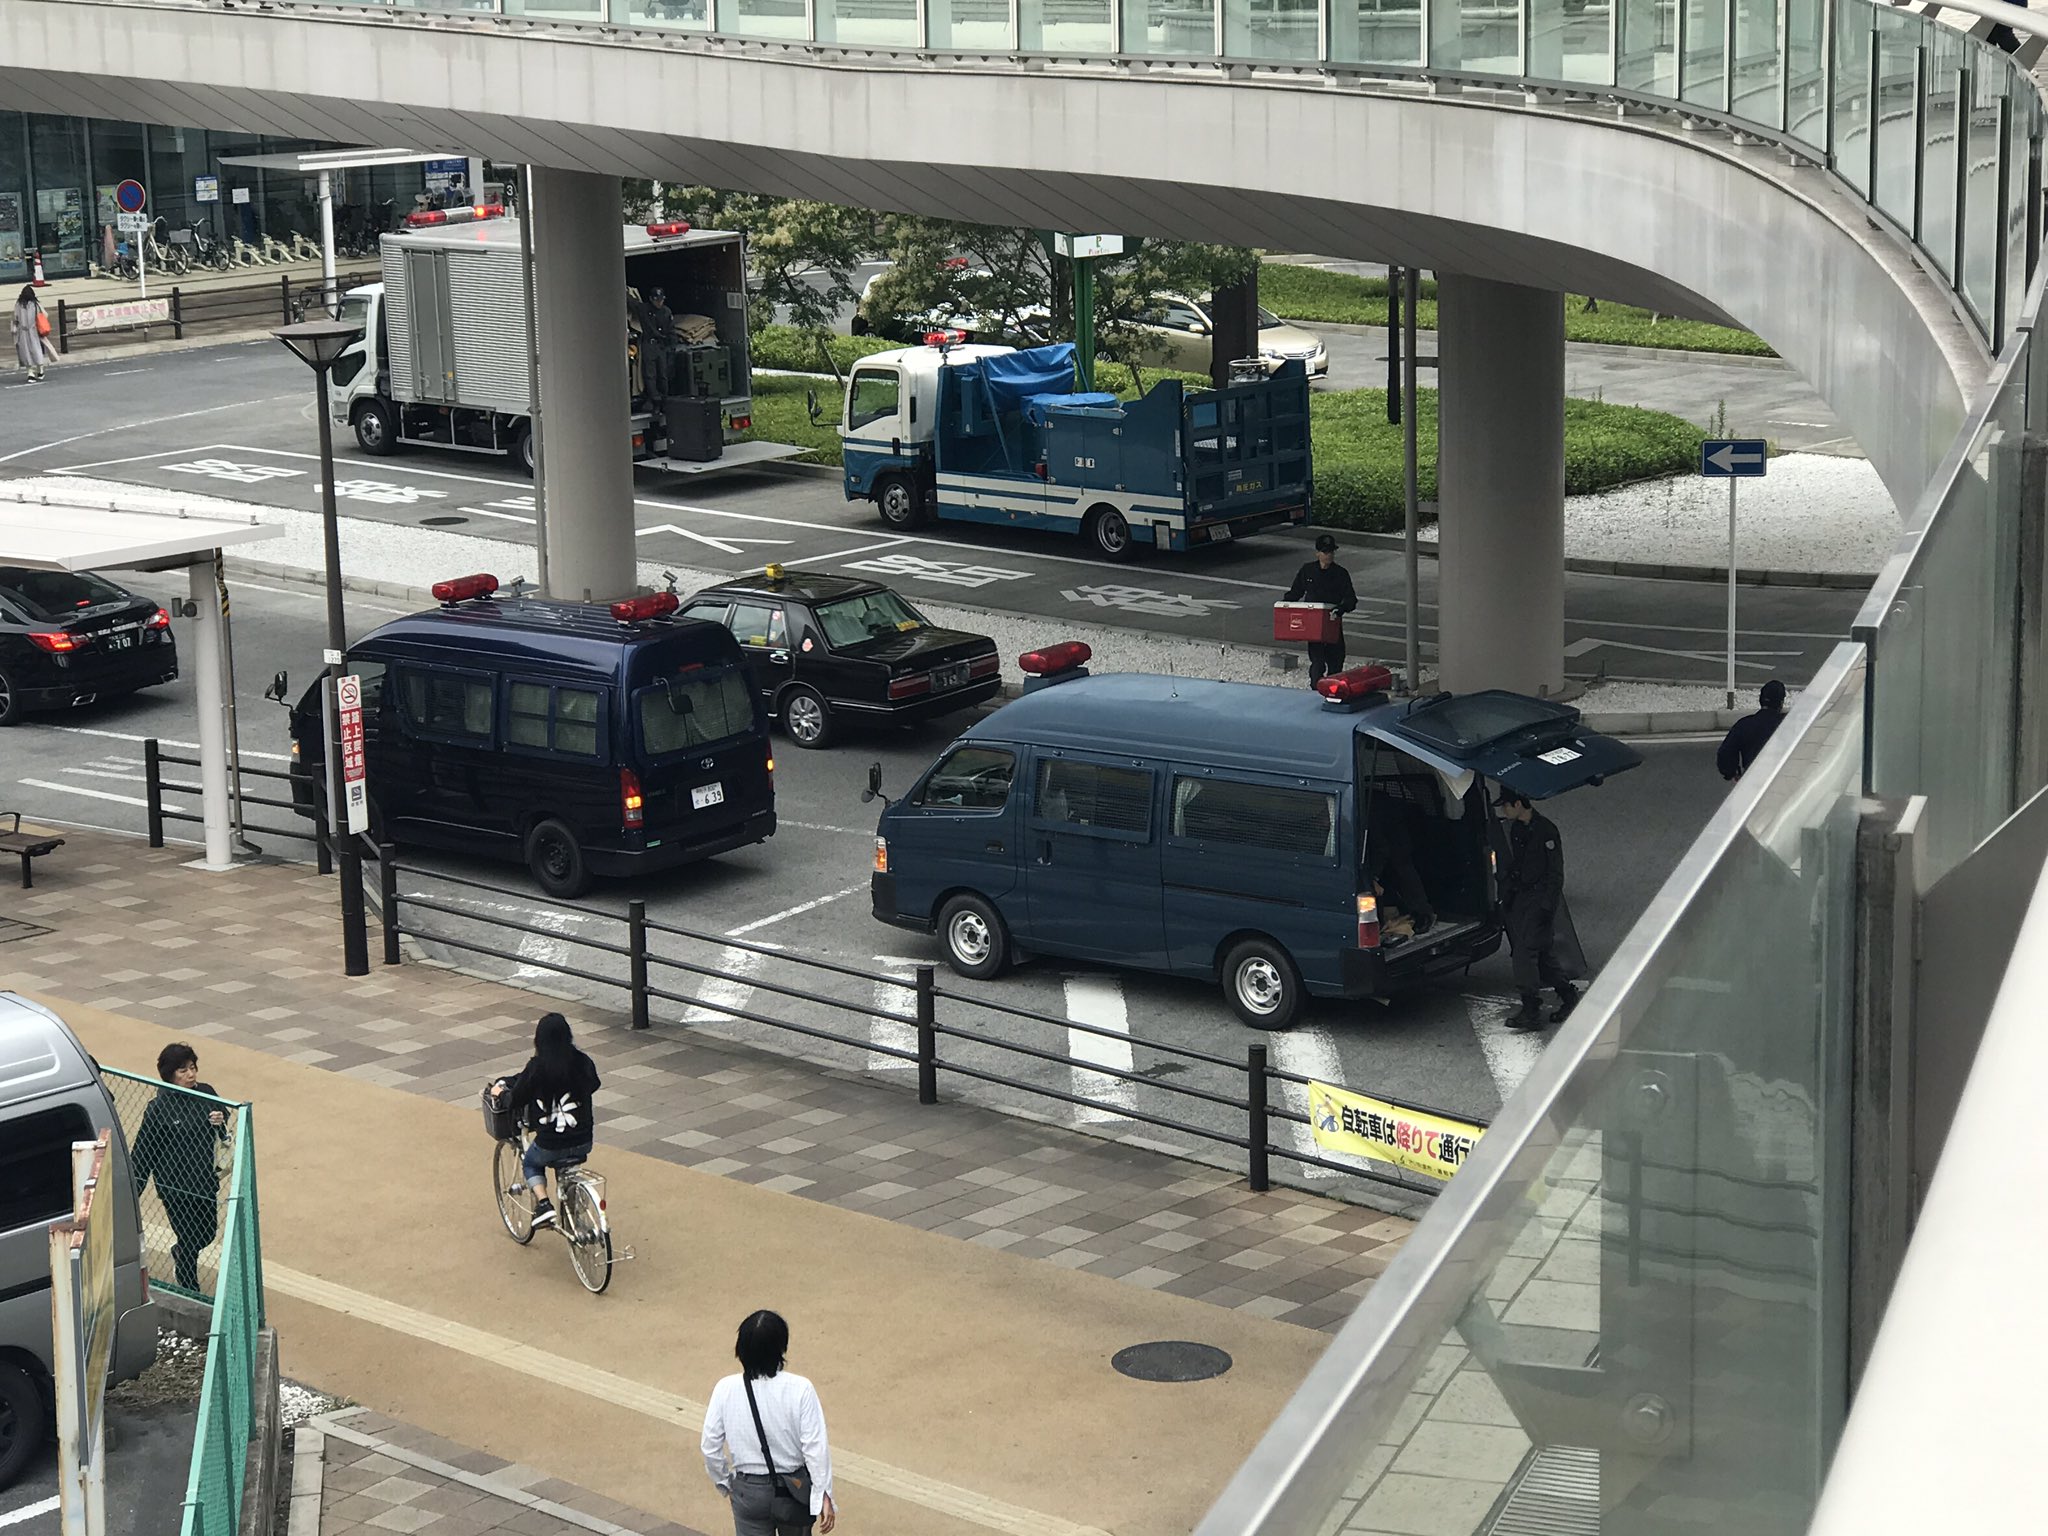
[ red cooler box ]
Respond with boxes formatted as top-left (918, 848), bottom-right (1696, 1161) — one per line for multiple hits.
top-left (1273, 602), bottom-right (1342, 644)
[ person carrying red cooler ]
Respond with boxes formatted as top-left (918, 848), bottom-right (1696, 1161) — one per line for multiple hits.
top-left (1282, 533), bottom-right (1358, 683)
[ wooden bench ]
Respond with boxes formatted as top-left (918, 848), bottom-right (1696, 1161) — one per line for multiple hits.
top-left (0, 812), bottom-right (64, 889)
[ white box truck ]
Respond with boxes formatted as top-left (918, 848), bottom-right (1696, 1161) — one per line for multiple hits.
top-left (325, 214), bottom-right (804, 476)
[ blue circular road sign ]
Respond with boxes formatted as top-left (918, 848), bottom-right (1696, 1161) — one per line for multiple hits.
top-left (114, 179), bottom-right (146, 213)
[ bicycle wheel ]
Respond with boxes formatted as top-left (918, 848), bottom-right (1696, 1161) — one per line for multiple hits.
top-left (561, 1179), bottom-right (612, 1294)
top-left (493, 1140), bottom-right (536, 1245)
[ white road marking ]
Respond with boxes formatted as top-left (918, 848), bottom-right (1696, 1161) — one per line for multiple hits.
top-left (55, 766), bottom-right (144, 783)
top-left (636, 522), bottom-right (791, 557)
top-left (230, 580), bottom-right (409, 615)
top-left (1465, 991), bottom-right (1547, 1107)
top-left (1564, 636), bottom-right (1805, 669)
top-left (0, 1496), bottom-right (59, 1528)
top-left (466, 507), bottom-right (537, 525)
top-left (725, 882), bottom-right (866, 937)
top-left (779, 819), bottom-right (874, 837)
top-left (18, 777), bottom-right (149, 806)
top-left (1, 396), bottom-right (297, 465)
top-left (867, 956), bottom-right (919, 1071)
top-left (40, 725), bottom-right (289, 760)
top-left (1267, 1028), bottom-right (1345, 1180)
top-left (681, 943), bottom-right (767, 1026)
top-left (791, 537), bottom-right (916, 564)
top-left (106, 368), bottom-right (146, 376)
top-left (1062, 974), bottom-right (1135, 1123)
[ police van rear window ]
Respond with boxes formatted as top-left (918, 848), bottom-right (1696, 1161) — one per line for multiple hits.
top-left (639, 667), bottom-right (753, 754)
top-left (1393, 692), bottom-right (1572, 753)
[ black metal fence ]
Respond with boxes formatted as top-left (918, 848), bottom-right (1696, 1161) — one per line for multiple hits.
top-left (139, 746), bottom-right (1473, 1203)
top-left (145, 739), bottom-right (330, 869)
top-left (45, 270), bottom-right (375, 356)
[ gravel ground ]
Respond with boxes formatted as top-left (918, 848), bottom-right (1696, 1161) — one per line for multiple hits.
top-left (1421, 453), bottom-right (1898, 575)
top-left (1578, 679), bottom-right (1792, 715)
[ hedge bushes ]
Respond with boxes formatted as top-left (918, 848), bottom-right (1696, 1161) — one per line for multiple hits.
top-left (745, 374), bottom-right (1705, 528)
top-left (1257, 264), bottom-right (1775, 358)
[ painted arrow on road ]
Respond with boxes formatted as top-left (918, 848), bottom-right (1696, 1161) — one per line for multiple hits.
top-left (636, 523), bottom-right (791, 556)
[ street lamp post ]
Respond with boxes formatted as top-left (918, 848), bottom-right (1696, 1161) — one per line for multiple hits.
top-left (272, 316), bottom-right (368, 976)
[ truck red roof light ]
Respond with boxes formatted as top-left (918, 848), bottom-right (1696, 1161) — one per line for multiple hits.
top-left (1018, 641), bottom-right (1091, 677)
top-left (923, 329), bottom-right (966, 348)
top-left (1314, 664), bottom-right (1396, 703)
top-left (620, 767), bottom-right (645, 830)
top-left (609, 592), bottom-right (680, 623)
top-left (26, 630), bottom-right (79, 653)
top-left (644, 221), bottom-right (692, 238)
top-left (431, 573), bottom-right (500, 603)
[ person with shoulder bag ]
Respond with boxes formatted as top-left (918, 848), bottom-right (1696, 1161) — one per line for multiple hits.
top-left (702, 1310), bottom-right (837, 1535)
top-left (14, 285), bottom-right (50, 382)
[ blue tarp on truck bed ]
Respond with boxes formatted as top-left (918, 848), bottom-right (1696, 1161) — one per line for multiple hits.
top-left (1023, 391), bottom-right (1118, 424)
top-left (967, 344), bottom-right (1077, 414)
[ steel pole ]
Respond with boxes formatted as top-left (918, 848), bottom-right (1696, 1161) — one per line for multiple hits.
top-left (318, 169), bottom-right (337, 317)
top-left (1402, 266), bottom-right (1422, 694)
top-left (517, 165), bottom-right (549, 593)
top-left (1726, 476), bottom-right (1738, 711)
top-left (1074, 257), bottom-right (1096, 392)
top-left (316, 369), bottom-right (369, 975)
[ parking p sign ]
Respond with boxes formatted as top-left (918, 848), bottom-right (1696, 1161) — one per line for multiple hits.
top-left (337, 674), bottom-right (369, 835)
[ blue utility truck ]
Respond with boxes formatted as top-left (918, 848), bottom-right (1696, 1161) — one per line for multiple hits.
top-left (836, 340), bottom-right (1311, 559)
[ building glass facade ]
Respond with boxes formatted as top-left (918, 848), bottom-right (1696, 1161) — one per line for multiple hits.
top-left (0, 113), bottom-right (434, 284)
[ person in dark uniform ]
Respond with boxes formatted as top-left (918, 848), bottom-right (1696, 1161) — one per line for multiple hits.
top-left (1495, 788), bottom-right (1578, 1030)
top-left (1716, 678), bottom-right (1788, 782)
top-left (1283, 533), bottom-right (1359, 684)
top-left (1365, 794), bottom-right (1435, 935)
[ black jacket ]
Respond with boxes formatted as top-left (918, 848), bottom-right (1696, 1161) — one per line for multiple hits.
top-left (1502, 811), bottom-right (1565, 913)
top-left (1716, 708), bottom-right (1786, 780)
top-left (1283, 560), bottom-right (1358, 614)
top-left (132, 1080), bottom-right (226, 1198)
top-left (501, 1051), bottom-right (602, 1150)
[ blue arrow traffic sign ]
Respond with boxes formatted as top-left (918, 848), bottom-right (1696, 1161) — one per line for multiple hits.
top-left (1700, 438), bottom-right (1768, 477)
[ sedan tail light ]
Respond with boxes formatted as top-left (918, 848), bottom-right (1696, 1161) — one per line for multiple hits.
top-left (888, 673), bottom-right (933, 700)
top-left (967, 654), bottom-right (1000, 678)
top-left (26, 631), bottom-right (80, 653)
top-left (146, 608), bottom-right (171, 631)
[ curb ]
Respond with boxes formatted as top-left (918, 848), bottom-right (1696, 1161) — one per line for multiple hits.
top-left (1289, 315), bottom-right (1787, 369)
top-left (286, 1426), bottom-right (323, 1536)
top-left (1344, 530), bottom-right (1874, 590)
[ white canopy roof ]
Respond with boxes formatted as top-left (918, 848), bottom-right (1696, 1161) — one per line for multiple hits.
top-left (0, 479), bottom-right (282, 571)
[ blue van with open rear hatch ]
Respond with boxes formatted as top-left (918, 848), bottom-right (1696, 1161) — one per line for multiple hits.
top-left (868, 652), bottom-right (1639, 1028)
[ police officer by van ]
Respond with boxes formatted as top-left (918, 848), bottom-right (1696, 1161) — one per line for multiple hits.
top-left (1496, 787), bottom-right (1580, 1030)
top-left (1282, 534), bottom-right (1358, 684)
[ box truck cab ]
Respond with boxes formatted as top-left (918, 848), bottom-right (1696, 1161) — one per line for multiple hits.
top-left (869, 656), bottom-right (1640, 1029)
top-left (0, 993), bottom-right (160, 1487)
top-left (283, 574), bottom-right (776, 898)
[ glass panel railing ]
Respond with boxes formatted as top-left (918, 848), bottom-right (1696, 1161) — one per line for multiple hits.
top-left (2003, 90), bottom-right (2038, 347)
top-left (1832, 6), bottom-right (1875, 195)
top-left (714, 0), bottom-right (811, 38)
top-left (1731, 0), bottom-right (1781, 128)
top-left (1872, 12), bottom-right (1923, 232)
top-left (1128, 0), bottom-right (1215, 56)
top-left (1865, 351), bottom-right (2030, 880)
top-left (927, 0), bottom-right (1015, 48)
top-left (815, 0), bottom-right (922, 45)
top-left (1920, 28), bottom-right (1965, 278)
top-left (1429, 0), bottom-right (1523, 76)
top-left (1223, 0), bottom-right (1321, 62)
top-left (1329, 0), bottom-right (1424, 68)
top-left (1528, 0), bottom-right (1615, 86)
top-left (621, 0), bottom-right (715, 31)
top-left (1617, 0), bottom-right (1677, 97)
top-left (1785, 0), bottom-right (1827, 150)
top-left (1017, 0), bottom-right (1113, 51)
top-left (1681, 0), bottom-right (1728, 108)
top-left (1962, 64), bottom-right (2006, 334)
top-left (1193, 644), bottom-right (1868, 1536)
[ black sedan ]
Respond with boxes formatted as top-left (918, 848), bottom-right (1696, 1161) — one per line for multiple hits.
top-left (0, 566), bottom-right (178, 726)
top-left (682, 568), bottom-right (1001, 748)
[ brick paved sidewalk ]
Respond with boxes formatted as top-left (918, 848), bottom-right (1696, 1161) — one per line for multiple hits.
top-left (4, 829), bottom-right (1412, 1329)
top-left (303, 1409), bottom-right (708, 1536)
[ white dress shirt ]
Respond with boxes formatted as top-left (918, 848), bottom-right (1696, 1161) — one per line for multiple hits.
top-left (701, 1370), bottom-right (834, 1517)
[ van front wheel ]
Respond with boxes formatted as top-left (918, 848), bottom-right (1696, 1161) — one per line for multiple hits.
top-left (524, 818), bottom-right (591, 899)
top-left (939, 893), bottom-right (1010, 980)
top-left (1223, 938), bottom-right (1303, 1030)
top-left (0, 1360), bottom-right (41, 1487)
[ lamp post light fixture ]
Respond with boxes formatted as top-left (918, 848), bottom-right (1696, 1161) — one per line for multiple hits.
top-left (273, 316), bottom-right (369, 976)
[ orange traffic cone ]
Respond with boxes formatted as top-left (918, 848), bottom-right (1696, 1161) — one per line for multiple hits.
top-left (30, 249), bottom-right (47, 287)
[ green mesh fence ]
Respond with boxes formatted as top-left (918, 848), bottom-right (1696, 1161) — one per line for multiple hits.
top-left (99, 1068), bottom-right (264, 1536)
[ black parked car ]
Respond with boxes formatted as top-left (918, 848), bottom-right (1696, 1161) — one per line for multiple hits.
top-left (682, 567), bottom-right (1001, 749)
top-left (0, 566), bottom-right (178, 726)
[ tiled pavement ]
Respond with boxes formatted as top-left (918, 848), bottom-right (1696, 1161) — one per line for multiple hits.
top-left (307, 1408), bottom-right (710, 1536)
top-left (5, 830), bottom-right (1414, 1333)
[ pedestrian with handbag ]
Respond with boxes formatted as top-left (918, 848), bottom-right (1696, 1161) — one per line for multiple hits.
top-left (13, 285), bottom-right (50, 382)
top-left (702, 1309), bottom-right (837, 1535)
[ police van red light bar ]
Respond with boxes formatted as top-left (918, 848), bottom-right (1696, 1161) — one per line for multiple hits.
top-left (610, 592), bottom-right (680, 623)
top-left (403, 204), bottom-right (505, 229)
top-left (1018, 641), bottom-right (1092, 677)
top-left (1314, 664), bottom-right (1396, 702)
top-left (431, 573), bottom-right (500, 603)
top-left (643, 221), bottom-right (692, 238)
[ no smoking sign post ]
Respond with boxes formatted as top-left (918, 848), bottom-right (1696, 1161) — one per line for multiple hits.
top-left (336, 674), bottom-right (369, 835)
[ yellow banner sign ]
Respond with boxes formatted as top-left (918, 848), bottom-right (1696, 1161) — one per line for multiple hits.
top-left (1306, 1080), bottom-right (1483, 1182)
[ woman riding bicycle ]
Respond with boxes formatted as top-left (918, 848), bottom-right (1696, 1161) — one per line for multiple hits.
top-left (490, 1013), bottom-right (601, 1231)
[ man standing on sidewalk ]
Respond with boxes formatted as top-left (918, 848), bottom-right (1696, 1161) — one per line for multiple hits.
top-left (1283, 533), bottom-right (1358, 684)
top-left (1496, 788), bottom-right (1579, 1031)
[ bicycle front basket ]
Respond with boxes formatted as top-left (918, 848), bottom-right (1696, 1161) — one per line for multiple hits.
top-left (481, 1085), bottom-right (521, 1142)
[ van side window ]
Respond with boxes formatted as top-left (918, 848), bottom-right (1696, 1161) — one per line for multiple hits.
top-left (399, 667), bottom-right (493, 741)
top-left (1173, 777), bottom-right (1336, 858)
top-left (916, 746), bottom-right (1015, 810)
top-left (507, 682), bottom-right (603, 757)
top-left (0, 1102), bottom-right (95, 1231)
top-left (347, 657), bottom-right (388, 711)
top-left (1035, 758), bottom-right (1153, 835)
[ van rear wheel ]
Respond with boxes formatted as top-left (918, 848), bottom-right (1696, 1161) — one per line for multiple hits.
top-left (939, 893), bottom-right (1010, 980)
top-left (0, 1360), bottom-right (41, 1488)
top-left (1223, 938), bottom-right (1303, 1030)
top-left (524, 818), bottom-right (591, 899)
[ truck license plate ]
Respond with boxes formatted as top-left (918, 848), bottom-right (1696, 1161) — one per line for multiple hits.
top-left (933, 664), bottom-right (968, 691)
top-left (691, 782), bottom-right (725, 810)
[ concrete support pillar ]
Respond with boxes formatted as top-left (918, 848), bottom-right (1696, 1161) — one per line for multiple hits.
top-left (531, 168), bottom-right (635, 602)
top-left (1435, 275), bottom-right (1566, 697)
top-left (187, 559), bottom-right (233, 872)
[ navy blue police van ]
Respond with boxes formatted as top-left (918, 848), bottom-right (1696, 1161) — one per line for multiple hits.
top-left (868, 648), bottom-right (1639, 1028)
top-left (283, 574), bottom-right (775, 898)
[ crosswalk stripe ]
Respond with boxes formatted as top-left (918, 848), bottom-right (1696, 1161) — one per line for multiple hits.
top-left (1062, 975), bottom-right (1134, 1123)
top-left (1267, 1028), bottom-right (1344, 1180)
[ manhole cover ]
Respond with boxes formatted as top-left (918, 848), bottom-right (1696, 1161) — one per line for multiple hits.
top-left (420, 515), bottom-right (469, 526)
top-left (1111, 1341), bottom-right (1232, 1382)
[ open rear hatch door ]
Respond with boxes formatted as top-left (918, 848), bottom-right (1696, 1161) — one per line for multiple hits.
top-left (1363, 689), bottom-right (1642, 799)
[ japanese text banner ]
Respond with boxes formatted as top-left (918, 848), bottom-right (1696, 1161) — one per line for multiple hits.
top-left (1306, 1080), bottom-right (1483, 1182)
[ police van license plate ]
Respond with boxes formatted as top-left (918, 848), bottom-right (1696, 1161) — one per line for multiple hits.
top-left (691, 783), bottom-right (725, 810)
